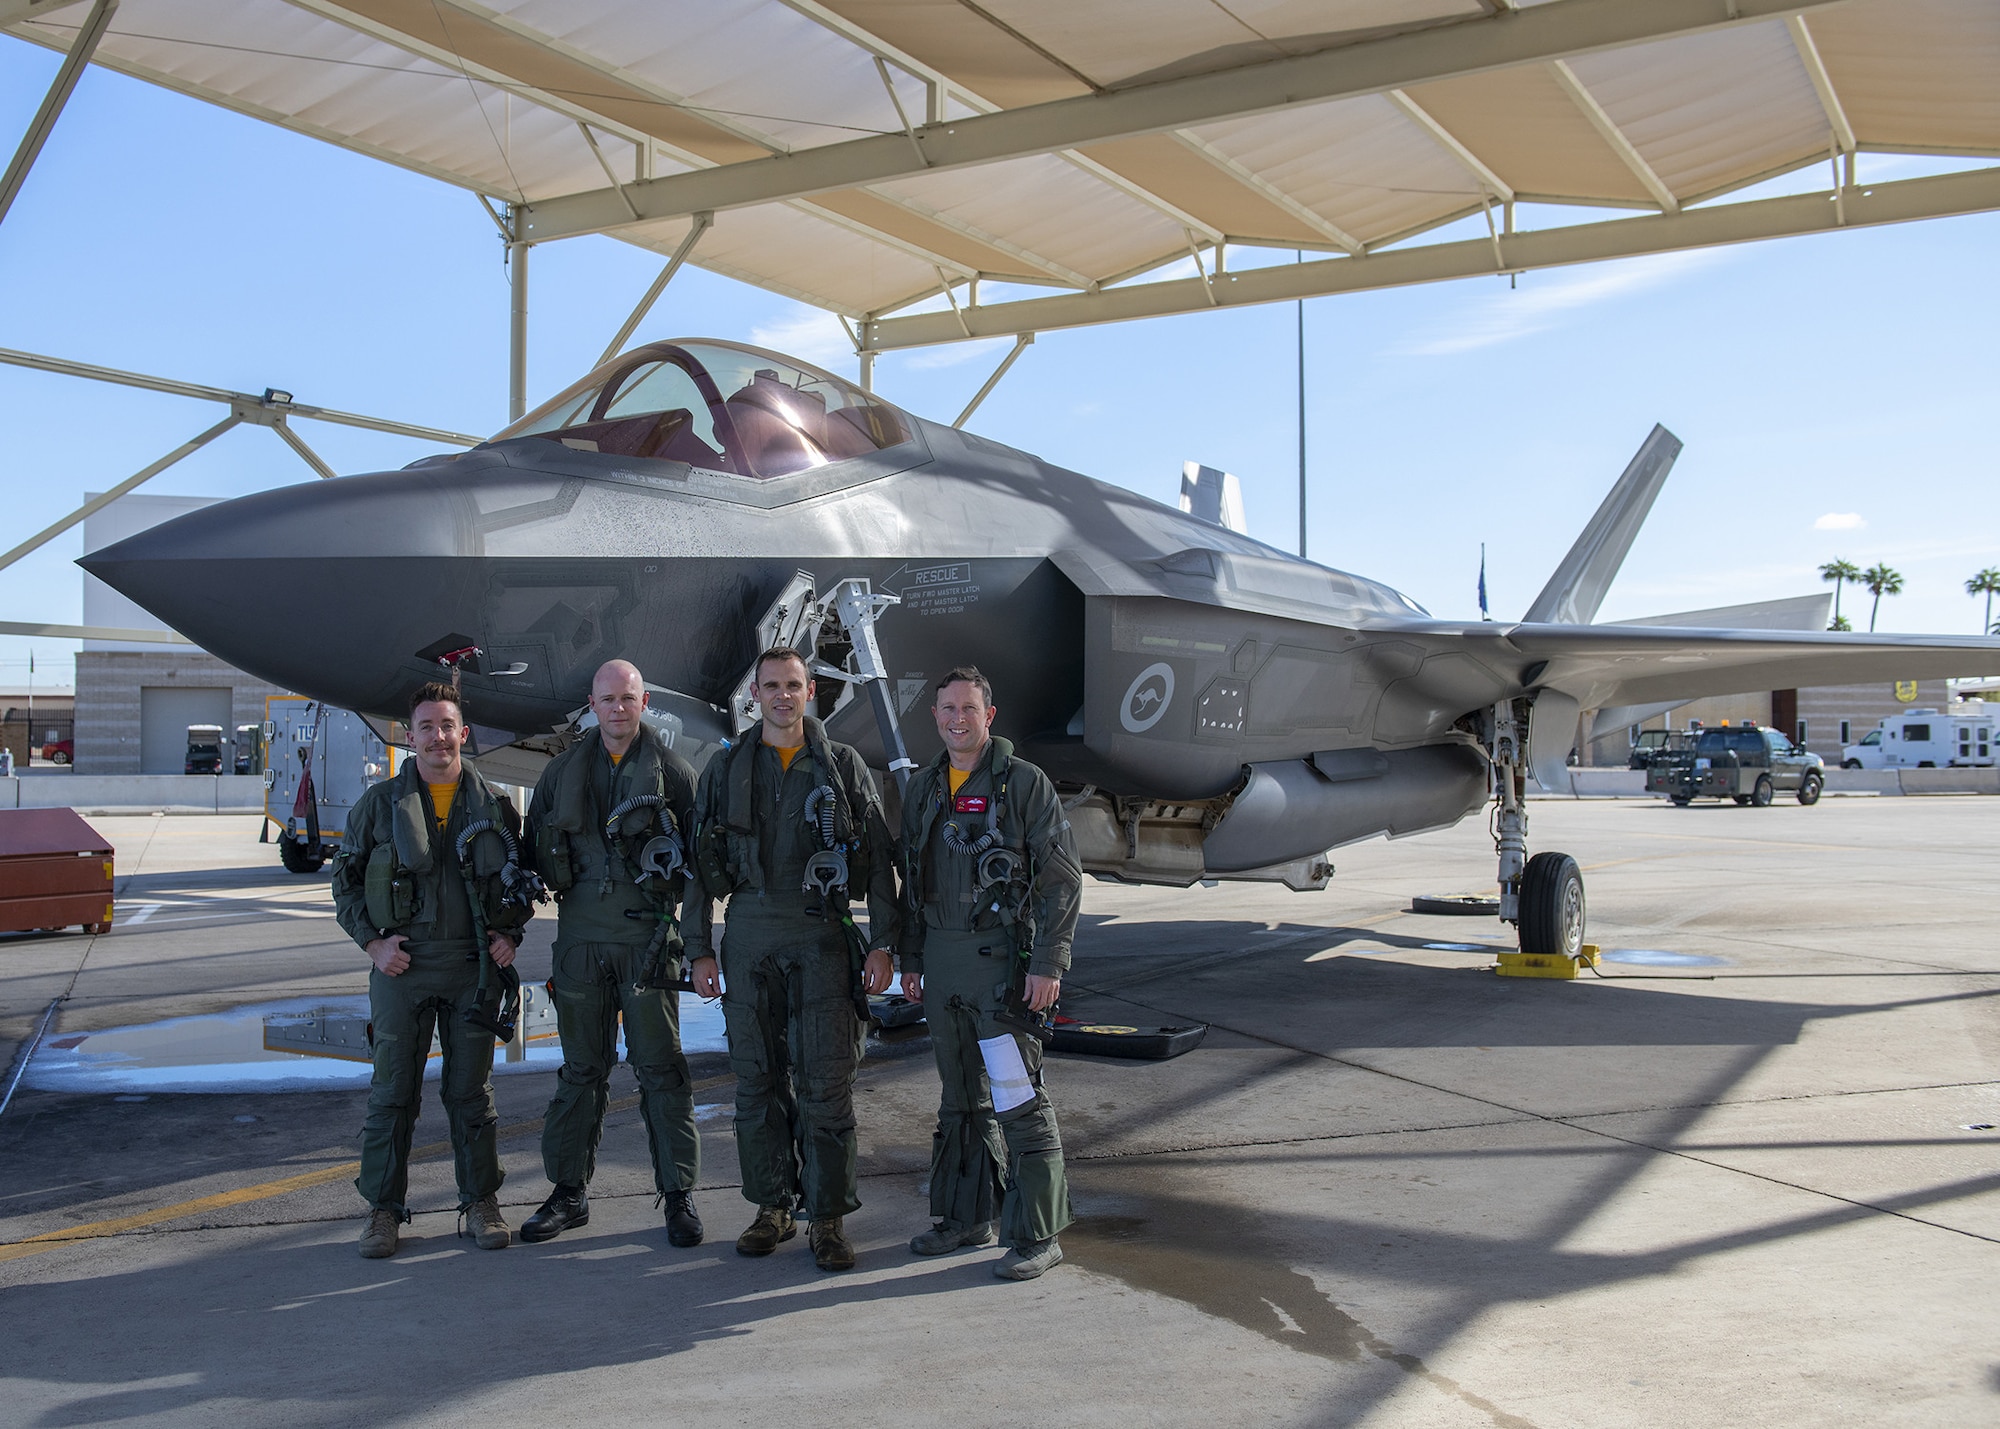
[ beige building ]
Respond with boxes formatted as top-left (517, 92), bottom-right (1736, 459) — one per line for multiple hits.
top-left (1585, 680), bottom-right (1954, 767)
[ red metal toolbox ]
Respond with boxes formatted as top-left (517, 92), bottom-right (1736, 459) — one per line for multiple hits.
top-left (0, 808), bottom-right (114, 935)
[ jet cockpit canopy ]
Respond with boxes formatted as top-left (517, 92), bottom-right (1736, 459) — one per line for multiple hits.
top-left (488, 339), bottom-right (910, 479)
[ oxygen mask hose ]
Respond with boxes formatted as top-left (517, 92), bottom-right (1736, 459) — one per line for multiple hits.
top-left (456, 819), bottom-right (529, 1039)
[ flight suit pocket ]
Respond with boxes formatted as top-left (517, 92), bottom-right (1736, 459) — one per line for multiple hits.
top-left (364, 844), bottom-right (416, 928)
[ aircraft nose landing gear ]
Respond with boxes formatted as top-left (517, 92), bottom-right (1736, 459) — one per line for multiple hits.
top-left (1489, 698), bottom-right (1588, 959)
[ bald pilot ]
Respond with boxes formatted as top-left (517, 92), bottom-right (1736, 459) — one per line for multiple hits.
top-left (519, 660), bottom-right (706, 1247)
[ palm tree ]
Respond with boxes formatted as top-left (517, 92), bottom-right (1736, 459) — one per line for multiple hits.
top-left (1966, 567), bottom-right (2000, 635)
top-left (1820, 559), bottom-right (1861, 630)
top-left (1862, 563), bottom-right (1904, 632)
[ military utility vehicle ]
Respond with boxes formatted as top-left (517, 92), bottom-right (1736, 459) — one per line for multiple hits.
top-left (1646, 723), bottom-right (1824, 807)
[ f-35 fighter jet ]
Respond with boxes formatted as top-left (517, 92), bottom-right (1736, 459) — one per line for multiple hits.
top-left (82, 338), bottom-right (2000, 956)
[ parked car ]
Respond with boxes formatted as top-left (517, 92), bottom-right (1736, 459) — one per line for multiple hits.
top-left (41, 735), bottom-right (73, 765)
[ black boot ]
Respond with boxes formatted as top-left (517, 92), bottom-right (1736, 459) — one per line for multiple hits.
top-left (520, 1184), bottom-right (589, 1244)
top-left (665, 1189), bottom-right (704, 1247)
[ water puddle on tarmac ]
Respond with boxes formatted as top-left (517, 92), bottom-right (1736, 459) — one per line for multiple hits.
top-left (1600, 948), bottom-right (1730, 968)
top-left (27, 988), bottom-right (728, 1095)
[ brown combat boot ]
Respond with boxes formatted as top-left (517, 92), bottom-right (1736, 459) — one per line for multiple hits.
top-left (734, 1204), bottom-right (796, 1256)
top-left (810, 1216), bottom-right (856, 1272)
top-left (358, 1209), bottom-right (400, 1260)
top-left (462, 1194), bottom-right (510, 1250)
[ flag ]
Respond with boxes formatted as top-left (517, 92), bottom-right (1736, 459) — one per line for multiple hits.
top-left (1477, 544), bottom-right (1490, 620)
top-left (27, 651), bottom-right (33, 675)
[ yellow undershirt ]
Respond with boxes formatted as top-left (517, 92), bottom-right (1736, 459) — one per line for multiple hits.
top-left (428, 781), bottom-right (457, 828)
top-left (766, 739), bottom-right (802, 771)
top-left (608, 750), bottom-right (622, 766)
top-left (948, 765), bottom-right (971, 797)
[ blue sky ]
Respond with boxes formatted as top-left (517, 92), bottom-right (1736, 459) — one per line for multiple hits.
top-left (3, 38), bottom-right (1997, 691)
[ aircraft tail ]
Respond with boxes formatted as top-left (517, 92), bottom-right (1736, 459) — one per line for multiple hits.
top-left (1522, 425), bottom-right (1682, 625)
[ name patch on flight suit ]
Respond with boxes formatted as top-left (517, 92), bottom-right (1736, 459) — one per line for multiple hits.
top-left (954, 795), bottom-right (988, 814)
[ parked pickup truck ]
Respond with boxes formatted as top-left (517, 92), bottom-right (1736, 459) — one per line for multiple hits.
top-left (1646, 723), bottom-right (1825, 807)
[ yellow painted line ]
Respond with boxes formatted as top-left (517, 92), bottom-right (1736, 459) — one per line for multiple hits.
top-left (0, 1075), bottom-right (735, 1264)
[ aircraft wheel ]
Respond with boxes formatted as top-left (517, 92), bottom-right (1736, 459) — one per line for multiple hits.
top-left (1518, 852), bottom-right (1585, 957)
top-left (1670, 796), bottom-right (1691, 806)
top-left (279, 834), bottom-right (326, 874)
top-left (1842, 759), bottom-right (1862, 770)
top-left (1732, 795), bottom-right (1751, 806)
top-left (1750, 776), bottom-right (1774, 807)
top-left (1798, 773), bottom-right (1823, 806)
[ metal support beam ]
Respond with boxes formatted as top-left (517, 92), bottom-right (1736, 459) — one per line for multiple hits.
top-left (0, 0), bottom-right (117, 231)
top-left (952, 333), bottom-right (1033, 428)
top-left (859, 165), bottom-right (2000, 351)
top-left (1549, 59), bottom-right (1678, 213)
top-left (0, 346), bottom-right (483, 444)
top-left (1787, 14), bottom-right (1856, 157)
top-left (508, 219), bottom-right (529, 422)
top-left (0, 414), bottom-right (239, 575)
top-left (595, 211), bottom-right (713, 366)
top-left (1386, 88), bottom-right (1514, 202)
top-left (516, 0), bottom-right (1848, 242)
top-left (271, 420), bottom-right (338, 480)
top-left (0, 620), bottom-right (191, 645)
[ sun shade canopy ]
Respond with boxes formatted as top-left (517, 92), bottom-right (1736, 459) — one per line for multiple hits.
top-left (7, 0), bottom-right (1997, 350)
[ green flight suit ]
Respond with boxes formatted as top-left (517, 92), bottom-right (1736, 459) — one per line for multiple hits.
top-left (525, 724), bottom-right (701, 1198)
top-left (331, 760), bottom-right (532, 1219)
top-left (688, 717), bottom-right (898, 1221)
top-left (899, 737), bottom-right (1082, 1250)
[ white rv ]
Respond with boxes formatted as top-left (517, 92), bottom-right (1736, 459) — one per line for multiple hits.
top-left (1841, 703), bottom-right (1996, 769)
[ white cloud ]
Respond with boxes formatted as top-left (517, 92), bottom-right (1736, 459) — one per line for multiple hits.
top-left (1813, 511), bottom-right (1866, 531)
top-left (1395, 249), bottom-right (1732, 356)
top-left (747, 305), bottom-right (854, 372)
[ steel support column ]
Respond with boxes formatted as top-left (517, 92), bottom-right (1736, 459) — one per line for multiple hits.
top-left (508, 217), bottom-right (530, 421)
top-left (0, 0), bottom-right (118, 231)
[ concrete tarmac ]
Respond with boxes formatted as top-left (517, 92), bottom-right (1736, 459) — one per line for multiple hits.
top-left (1, 799), bottom-right (1996, 1427)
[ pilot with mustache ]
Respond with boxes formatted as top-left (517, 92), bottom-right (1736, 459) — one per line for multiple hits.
top-left (331, 682), bottom-right (532, 1260)
top-left (898, 665), bottom-right (1081, 1280)
top-left (686, 646), bottom-right (898, 1272)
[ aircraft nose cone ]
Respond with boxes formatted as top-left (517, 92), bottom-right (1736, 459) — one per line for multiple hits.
top-left (79, 463), bottom-right (509, 714)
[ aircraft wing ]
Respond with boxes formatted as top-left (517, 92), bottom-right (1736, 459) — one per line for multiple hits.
top-left (1500, 623), bottom-right (2000, 710)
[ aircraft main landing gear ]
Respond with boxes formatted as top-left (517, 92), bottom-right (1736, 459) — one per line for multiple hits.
top-left (1488, 698), bottom-right (1587, 958)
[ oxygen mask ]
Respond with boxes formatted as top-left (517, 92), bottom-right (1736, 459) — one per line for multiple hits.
top-left (464, 963), bottom-right (523, 1041)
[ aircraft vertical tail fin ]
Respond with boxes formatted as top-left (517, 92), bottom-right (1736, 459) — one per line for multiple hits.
top-left (1522, 425), bottom-right (1682, 625)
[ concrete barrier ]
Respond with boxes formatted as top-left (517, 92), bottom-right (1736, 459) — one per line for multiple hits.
top-left (1895, 766), bottom-right (2000, 796)
top-left (1822, 769), bottom-right (1902, 795)
top-left (0, 776), bottom-right (267, 814)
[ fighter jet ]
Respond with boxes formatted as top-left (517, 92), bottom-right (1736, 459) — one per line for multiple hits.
top-left (82, 338), bottom-right (2000, 955)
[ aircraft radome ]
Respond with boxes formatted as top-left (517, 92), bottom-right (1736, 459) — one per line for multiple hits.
top-left (82, 339), bottom-right (2000, 955)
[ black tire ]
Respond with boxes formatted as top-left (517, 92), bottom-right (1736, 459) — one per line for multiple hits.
top-left (52, 750), bottom-right (70, 765)
top-left (1732, 795), bottom-right (1751, 806)
top-left (279, 834), bottom-right (326, 874)
top-left (1842, 759), bottom-right (1862, 770)
top-left (1750, 776), bottom-right (1774, 808)
top-left (1798, 773), bottom-right (1823, 806)
top-left (1670, 796), bottom-right (1691, 807)
top-left (1518, 852), bottom-right (1585, 957)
